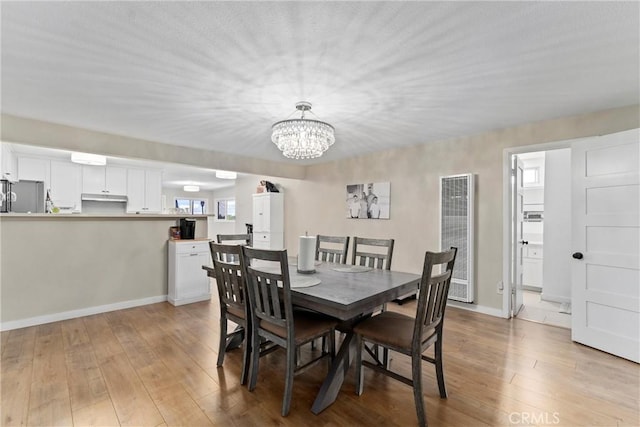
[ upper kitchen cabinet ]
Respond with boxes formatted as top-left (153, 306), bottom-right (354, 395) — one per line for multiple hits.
top-left (127, 168), bottom-right (162, 213)
top-left (82, 166), bottom-right (127, 195)
top-left (1, 143), bottom-right (17, 182)
top-left (50, 160), bottom-right (81, 212)
top-left (17, 156), bottom-right (50, 187)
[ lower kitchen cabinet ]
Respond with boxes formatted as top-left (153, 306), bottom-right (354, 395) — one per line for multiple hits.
top-left (168, 240), bottom-right (212, 306)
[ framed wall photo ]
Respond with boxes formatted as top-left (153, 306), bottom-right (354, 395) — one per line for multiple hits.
top-left (346, 182), bottom-right (390, 219)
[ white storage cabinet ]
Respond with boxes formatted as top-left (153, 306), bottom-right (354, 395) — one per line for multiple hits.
top-left (252, 192), bottom-right (284, 249)
top-left (168, 240), bottom-right (212, 306)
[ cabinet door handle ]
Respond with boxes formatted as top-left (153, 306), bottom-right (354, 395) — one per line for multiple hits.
top-left (190, 253), bottom-right (198, 256)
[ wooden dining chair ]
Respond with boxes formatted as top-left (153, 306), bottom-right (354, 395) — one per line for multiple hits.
top-left (353, 247), bottom-right (457, 427)
top-left (351, 236), bottom-right (395, 363)
top-left (351, 237), bottom-right (394, 270)
top-left (240, 246), bottom-right (338, 416)
top-left (316, 235), bottom-right (350, 264)
top-left (217, 233), bottom-right (252, 262)
top-left (208, 242), bottom-right (251, 384)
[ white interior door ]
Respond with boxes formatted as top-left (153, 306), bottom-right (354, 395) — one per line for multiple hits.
top-left (571, 128), bottom-right (639, 362)
top-left (511, 156), bottom-right (525, 317)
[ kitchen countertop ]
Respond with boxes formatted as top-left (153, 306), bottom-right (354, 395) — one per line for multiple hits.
top-left (0, 213), bottom-right (211, 220)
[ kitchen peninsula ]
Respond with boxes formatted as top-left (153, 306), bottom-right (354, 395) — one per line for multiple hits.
top-left (0, 213), bottom-right (209, 330)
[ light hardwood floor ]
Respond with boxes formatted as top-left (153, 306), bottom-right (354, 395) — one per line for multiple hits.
top-left (2, 298), bottom-right (638, 426)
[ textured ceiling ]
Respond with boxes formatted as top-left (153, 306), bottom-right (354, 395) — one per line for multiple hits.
top-left (1, 1), bottom-right (639, 166)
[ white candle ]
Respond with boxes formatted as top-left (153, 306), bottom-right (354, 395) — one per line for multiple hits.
top-left (297, 235), bottom-right (316, 273)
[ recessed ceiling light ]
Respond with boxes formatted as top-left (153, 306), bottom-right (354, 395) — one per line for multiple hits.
top-left (183, 185), bottom-right (200, 192)
top-left (71, 152), bottom-right (107, 166)
top-left (216, 170), bottom-right (237, 180)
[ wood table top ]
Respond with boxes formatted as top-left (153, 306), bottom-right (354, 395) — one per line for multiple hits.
top-left (203, 261), bottom-right (421, 321)
top-left (290, 262), bottom-right (420, 321)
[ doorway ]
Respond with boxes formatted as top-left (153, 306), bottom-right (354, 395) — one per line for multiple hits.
top-left (502, 129), bottom-right (640, 362)
top-left (502, 142), bottom-right (573, 327)
top-left (515, 151), bottom-right (572, 328)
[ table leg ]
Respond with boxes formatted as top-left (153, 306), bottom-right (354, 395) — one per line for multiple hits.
top-left (311, 331), bottom-right (357, 414)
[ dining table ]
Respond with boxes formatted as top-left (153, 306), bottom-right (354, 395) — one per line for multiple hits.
top-left (203, 259), bottom-right (421, 414)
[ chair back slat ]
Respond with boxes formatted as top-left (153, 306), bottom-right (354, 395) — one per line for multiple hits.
top-left (351, 237), bottom-right (394, 270)
top-left (241, 246), bottom-right (293, 335)
top-left (209, 242), bottom-right (246, 315)
top-left (414, 248), bottom-right (457, 348)
top-left (217, 234), bottom-right (252, 263)
top-left (316, 235), bottom-right (349, 264)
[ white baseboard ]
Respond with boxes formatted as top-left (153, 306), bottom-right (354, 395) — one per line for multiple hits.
top-left (446, 300), bottom-right (505, 318)
top-left (0, 295), bottom-right (168, 332)
top-left (167, 294), bottom-right (211, 306)
top-left (541, 293), bottom-right (571, 304)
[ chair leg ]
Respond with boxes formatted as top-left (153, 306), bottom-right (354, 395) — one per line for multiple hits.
top-left (435, 336), bottom-right (447, 398)
top-left (240, 322), bottom-right (250, 385)
top-left (248, 328), bottom-right (260, 391)
top-left (217, 314), bottom-right (227, 367)
top-left (282, 344), bottom-right (296, 416)
top-left (355, 334), bottom-right (364, 395)
top-left (411, 353), bottom-right (427, 427)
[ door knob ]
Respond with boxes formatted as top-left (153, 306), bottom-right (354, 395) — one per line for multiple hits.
top-left (572, 252), bottom-right (584, 260)
top-left (519, 240), bottom-right (529, 245)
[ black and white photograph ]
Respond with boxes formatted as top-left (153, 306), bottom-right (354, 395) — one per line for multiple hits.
top-left (346, 182), bottom-right (390, 219)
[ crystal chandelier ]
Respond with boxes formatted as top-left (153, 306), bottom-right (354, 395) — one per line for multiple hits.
top-left (271, 102), bottom-right (335, 159)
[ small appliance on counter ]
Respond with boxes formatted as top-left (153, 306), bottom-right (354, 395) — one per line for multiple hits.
top-left (0, 179), bottom-right (45, 213)
top-left (179, 218), bottom-right (196, 240)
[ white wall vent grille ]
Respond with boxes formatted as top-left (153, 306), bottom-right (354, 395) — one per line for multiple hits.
top-left (440, 174), bottom-right (475, 303)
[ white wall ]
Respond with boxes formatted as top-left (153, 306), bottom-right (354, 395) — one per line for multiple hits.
top-left (1, 105), bottom-right (638, 321)
top-left (542, 148), bottom-right (572, 303)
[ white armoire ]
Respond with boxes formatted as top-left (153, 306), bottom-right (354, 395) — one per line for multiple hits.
top-left (252, 192), bottom-right (284, 249)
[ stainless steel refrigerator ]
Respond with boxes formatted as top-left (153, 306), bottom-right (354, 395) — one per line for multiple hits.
top-left (11, 180), bottom-right (45, 213)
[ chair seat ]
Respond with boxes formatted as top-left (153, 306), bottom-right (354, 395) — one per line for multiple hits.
top-left (353, 311), bottom-right (434, 351)
top-left (227, 305), bottom-right (245, 319)
top-left (261, 311), bottom-right (338, 345)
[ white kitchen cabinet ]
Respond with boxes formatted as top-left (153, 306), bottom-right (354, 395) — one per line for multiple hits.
top-left (168, 240), bottom-right (212, 306)
top-left (1, 143), bottom-right (17, 182)
top-left (50, 160), bottom-right (81, 212)
top-left (82, 166), bottom-right (127, 195)
top-left (252, 192), bottom-right (284, 249)
top-left (126, 168), bottom-right (162, 213)
top-left (17, 156), bottom-right (50, 186)
top-left (144, 169), bottom-right (162, 212)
